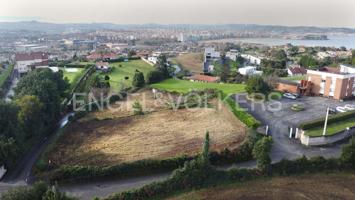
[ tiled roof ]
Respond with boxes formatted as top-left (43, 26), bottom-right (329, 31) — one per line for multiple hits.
top-left (288, 66), bottom-right (307, 75)
top-left (188, 74), bottom-right (219, 82)
top-left (15, 52), bottom-right (48, 61)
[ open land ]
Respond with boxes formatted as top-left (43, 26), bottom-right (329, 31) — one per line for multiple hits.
top-left (168, 173), bottom-right (355, 200)
top-left (45, 90), bottom-right (247, 167)
top-left (172, 53), bottom-right (203, 74)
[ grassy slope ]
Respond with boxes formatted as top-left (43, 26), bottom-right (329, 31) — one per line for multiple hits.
top-left (305, 117), bottom-right (355, 137)
top-left (172, 53), bottom-right (203, 74)
top-left (151, 79), bottom-right (245, 95)
top-left (60, 68), bottom-right (85, 84)
top-left (167, 173), bottom-right (355, 200)
top-left (107, 60), bottom-right (154, 93)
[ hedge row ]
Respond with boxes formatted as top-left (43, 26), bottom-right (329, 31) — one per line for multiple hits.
top-left (299, 110), bottom-right (355, 130)
top-left (220, 92), bottom-right (261, 129)
top-left (101, 156), bottom-right (351, 200)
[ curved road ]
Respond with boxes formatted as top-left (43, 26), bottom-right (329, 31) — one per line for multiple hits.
top-left (0, 94), bottom-right (347, 199)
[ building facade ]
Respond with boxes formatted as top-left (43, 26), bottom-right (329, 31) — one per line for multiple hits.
top-left (307, 65), bottom-right (355, 100)
top-left (15, 52), bottom-right (49, 74)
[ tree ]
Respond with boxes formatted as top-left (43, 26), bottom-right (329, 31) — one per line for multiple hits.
top-left (252, 137), bottom-right (273, 172)
top-left (202, 131), bottom-right (210, 163)
top-left (146, 70), bottom-right (164, 84)
top-left (245, 76), bottom-right (271, 95)
top-left (16, 95), bottom-right (44, 139)
top-left (351, 50), bottom-right (355, 66)
top-left (128, 50), bottom-right (137, 58)
top-left (104, 75), bottom-right (110, 81)
top-left (341, 137), bottom-right (355, 168)
top-left (213, 55), bottom-right (230, 82)
top-left (0, 102), bottom-right (20, 139)
top-left (132, 70), bottom-right (145, 88)
top-left (42, 185), bottom-right (76, 200)
top-left (0, 137), bottom-right (19, 167)
top-left (299, 55), bottom-right (318, 68)
top-left (155, 55), bottom-right (170, 78)
top-left (132, 100), bottom-right (144, 115)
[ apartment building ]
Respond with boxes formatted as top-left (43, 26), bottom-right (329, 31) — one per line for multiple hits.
top-left (15, 52), bottom-right (49, 74)
top-left (307, 64), bottom-right (355, 100)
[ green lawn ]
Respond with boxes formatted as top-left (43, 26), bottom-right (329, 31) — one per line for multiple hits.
top-left (305, 117), bottom-right (355, 137)
top-left (106, 60), bottom-right (154, 93)
top-left (282, 75), bottom-right (306, 81)
top-left (60, 67), bottom-right (85, 84)
top-left (151, 79), bottom-right (245, 94)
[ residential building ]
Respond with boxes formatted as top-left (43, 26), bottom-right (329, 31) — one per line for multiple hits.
top-left (203, 47), bottom-right (220, 73)
top-left (241, 54), bottom-right (261, 66)
top-left (307, 65), bottom-right (355, 100)
top-left (15, 52), bottom-right (49, 74)
top-left (87, 52), bottom-right (118, 61)
top-left (226, 49), bottom-right (239, 61)
top-left (96, 62), bottom-right (111, 72)
top-left (238, 66), bottom-right (263, 76)
top-left (148, 56), bottom-right (158, 64)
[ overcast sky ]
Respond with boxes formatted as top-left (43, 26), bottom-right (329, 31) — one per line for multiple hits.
top-left (1, 0), bottom-right (355, 28)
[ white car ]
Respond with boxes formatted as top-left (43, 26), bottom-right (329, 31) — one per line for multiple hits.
top-left (283, 93), bottom-right (297, 100)
top-left (336, 106), bottom-right (347, 113)
top-left (344, 104), bottom-right (355, 111)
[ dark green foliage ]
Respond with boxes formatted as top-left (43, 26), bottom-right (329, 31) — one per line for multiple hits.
top-left (252, 136), bottom-right (273, 172)
top-left (245, 76), bottom-right (271, 95)
top-left (1, 182), bottom-right (76, 200)
top-left (299, 110), bottom-right (355, 130)
top-left (220, 92), bottom-right (260, 128)
top-left (341, 137), bottom-right (355, 168)
top-left (0, 102), bottom-right (20, 138)
top-left (132, 70), bottom-right (145, 88)
top-left (299, 55), bottom-right (318, 68)
top-left (155, 55), bottom-right (170, 78)
top-left (132, 100), bottom-right (144, 115)
top-left (146, 70), bottom-right (164, 84)
top-left (0, 136), bottom-right (19, 167)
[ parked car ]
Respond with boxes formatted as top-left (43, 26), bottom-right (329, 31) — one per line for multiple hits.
top-left (336, 106), bottom-right (347, 113)
top-left (344, 104), bottom-right (355, 111)
top-left (292, 93), bottom-right (301, 98)
top-left (283, 93), bottom-right (297, 100)
top-left (329, 108), bottom-right (337, 114)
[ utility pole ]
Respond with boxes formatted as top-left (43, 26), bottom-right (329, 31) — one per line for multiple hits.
top-left (323, 107), bottom-right (330, 136)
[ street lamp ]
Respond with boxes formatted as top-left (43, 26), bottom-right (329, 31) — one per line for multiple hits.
top-left (323, 107), bottom-right (330, 136)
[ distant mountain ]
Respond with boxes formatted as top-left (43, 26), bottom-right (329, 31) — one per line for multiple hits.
top-left (0, 21), bottom-right (354, 34)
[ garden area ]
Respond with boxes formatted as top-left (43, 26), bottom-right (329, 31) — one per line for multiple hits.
top-left (105, 60), bottom-right (154, 93)
top-left (60, 67), bottom-right (85, 84)
top-left (150, 79), bottom-right (245, 95)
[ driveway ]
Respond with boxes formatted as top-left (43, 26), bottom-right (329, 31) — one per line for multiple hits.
top-left (234, 94), bottom-right (353, 163)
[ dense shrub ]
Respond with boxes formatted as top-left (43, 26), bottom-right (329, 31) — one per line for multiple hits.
top-left (252, 136), bottom-right (273, 172)
top-left (220, 92), bottom-right (261, 128)
top-left (299, 110), bottom-right (355, 130)
top-left (146, 70), bottom-right (164, 84)
top-left (132, 70), bottom-right (145, 88)
top-left (341, 137), bottom-right (355, 168)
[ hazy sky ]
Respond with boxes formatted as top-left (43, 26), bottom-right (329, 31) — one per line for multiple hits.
top-left (1, 0), bottom-right (355, 27)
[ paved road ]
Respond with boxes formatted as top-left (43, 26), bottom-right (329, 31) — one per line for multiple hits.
top-left (234, 94), bottom-right (346, 163)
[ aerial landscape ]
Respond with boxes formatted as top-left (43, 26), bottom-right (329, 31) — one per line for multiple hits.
top-left (1, 0), bottom-right (355, 199)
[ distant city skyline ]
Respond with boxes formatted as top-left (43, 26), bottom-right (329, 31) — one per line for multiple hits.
top-left (1, 0), bottom-right (355, 28)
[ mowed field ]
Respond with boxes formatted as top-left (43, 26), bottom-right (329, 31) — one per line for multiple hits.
top-left (173, 53), bottom-right (203, 74)
top-left (46, 91), bottom-right (246, 167)
top-left (151, 79), bottom-right (245, 95)
top-left (60, 67), bottom-right (85, 84)
top-left (168, 173), bottom-right (355, 200)
top-left (107, 60), bottom-right (154, 93)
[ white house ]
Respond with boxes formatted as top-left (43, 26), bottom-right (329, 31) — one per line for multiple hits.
top-left (203, 47), bottom-right (220, 73)
top-left (241, 54), bottom-right (261, 66)
top-left (15, 52), bottom-right (49, 74)
top-left (148, 56), bottom-right (158, 64)
top-left (95, 62), bottom-right (111, 72)
top-left (238, 66), bottom-right (263, 76)
top-left (340, 64), bottom-right (355, 74)
top-left (226, 49), bottom-right (239, 61)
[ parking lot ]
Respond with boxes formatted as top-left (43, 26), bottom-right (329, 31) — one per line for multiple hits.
top-left (234, 94), bottom-right (355, 162)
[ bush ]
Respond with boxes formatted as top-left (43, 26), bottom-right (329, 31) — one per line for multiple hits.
top-left (132, 70), bottom-right (145, 88)
top-left (146, 70), bottom-right (164, 84)
top-left (252, 136), bottom-right (273, 172)
top-left (341, 137), bottom-right (355, 168)
top-left (220, 92), bottom-right (261, 128)
top-left (299, 110), bottom-right (355, 130)
top-left (245, 76), bottom-right (271, 95)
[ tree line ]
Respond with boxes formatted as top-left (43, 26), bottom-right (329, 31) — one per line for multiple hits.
top-left (0, 68), bottom-right (69, 169)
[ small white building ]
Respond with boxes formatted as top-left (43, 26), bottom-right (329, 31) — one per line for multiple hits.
top-left (241, 54), bottom-right (261, 66)
top-left (204, 48), bottom-right (220, 60)
top-left (238, 66), bottom-right (263, 76)
top-left (226, 49), bottom-right (239, 61)
top-left (340, 64), bottom-right (355, 74)
top-left (148, 56), bottom-right (158, 64)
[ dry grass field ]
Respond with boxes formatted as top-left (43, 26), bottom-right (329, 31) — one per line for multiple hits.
top-left (168, 173), bottom-right (355, 200)
top-left (47, 91), bottom-right (246, 167)
top-left (173, 53), bottom-right (203, 74)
